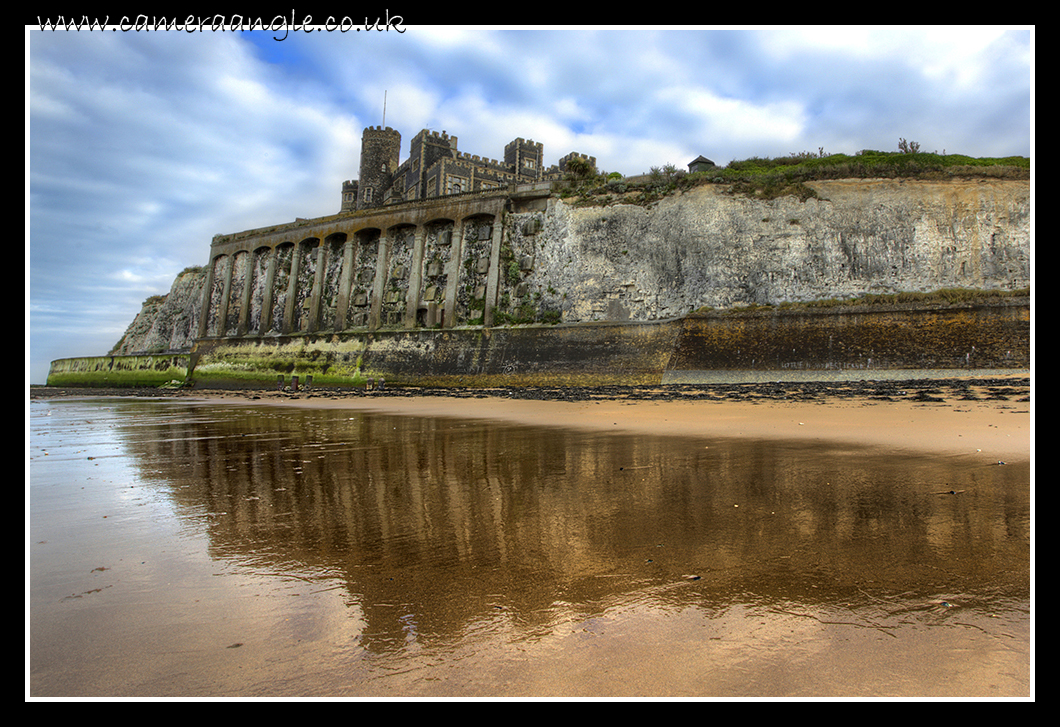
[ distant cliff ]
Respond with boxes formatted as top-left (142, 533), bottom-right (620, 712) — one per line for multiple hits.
top-left (109, 177), bottom-right (1029, 358)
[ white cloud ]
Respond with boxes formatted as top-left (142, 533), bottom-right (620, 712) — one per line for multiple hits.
top-left (663, 87), bottom-right (806, 145)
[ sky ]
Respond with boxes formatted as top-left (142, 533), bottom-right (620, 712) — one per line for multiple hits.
top-left (26, 24), bottom-right (1033, 385)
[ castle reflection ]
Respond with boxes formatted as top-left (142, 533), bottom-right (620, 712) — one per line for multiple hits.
top-left (110, 399), bottom-right (1029, 655)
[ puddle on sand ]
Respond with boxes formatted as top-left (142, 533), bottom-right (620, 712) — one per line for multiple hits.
top-left (28, 398), bottom-right (1031, 698)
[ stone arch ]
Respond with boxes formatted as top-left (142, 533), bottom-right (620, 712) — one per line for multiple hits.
top-left (381, 223), bottom-right (417, 327)
top-left (291, 237), bottom-right (321, 333)
top-left (455, 213), bottom-right (497, 325)
top-left (318, 232), bottom-right (348, 331)
top-left (224, 249), bottom-right (250, 336)
top-left (269, 242), bottom-right (295, 334)
top-left (247, 245), bottom-right (273, 335)
top-left (417, 217), bottom-right (457, 327)
top-left (346, 227), bottom-right (382, 329)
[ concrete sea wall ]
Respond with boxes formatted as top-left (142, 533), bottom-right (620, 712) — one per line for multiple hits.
top-left (49, 299), bottom-right (1028, 388)
top-left (188, 319), bottom-right (684, 388)
top-left (669, 299), bottom-right (1029, 373)
top-left (46, 354), bottom-right (192, 388)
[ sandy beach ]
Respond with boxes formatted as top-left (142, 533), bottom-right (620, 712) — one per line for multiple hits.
top-left (29, 374), bottom-right (1033, 698)
top-left (108, 374), bottom-right (1032, 464)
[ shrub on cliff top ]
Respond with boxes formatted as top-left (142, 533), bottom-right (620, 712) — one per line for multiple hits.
top-left (565, 149), bottom-right (1028, 207)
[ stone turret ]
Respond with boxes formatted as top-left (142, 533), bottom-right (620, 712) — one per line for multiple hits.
top-left (357, 126), bottom-right (401, 210)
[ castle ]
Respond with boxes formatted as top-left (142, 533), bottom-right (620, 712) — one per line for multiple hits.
top-left (341, 126), bottom-right (597, 211)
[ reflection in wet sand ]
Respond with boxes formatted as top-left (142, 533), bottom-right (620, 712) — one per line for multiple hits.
top-left (29, 399), bottom-right (1030, 698)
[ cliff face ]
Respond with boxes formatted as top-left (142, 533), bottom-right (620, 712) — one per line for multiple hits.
top-left (503, 178), bottom-right (1029, 324)
top-left (110, 178), bottom-right (1029, 356)
top-left (110, 266), bottom-right (207, 355)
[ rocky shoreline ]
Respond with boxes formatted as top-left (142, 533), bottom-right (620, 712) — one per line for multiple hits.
top-left (30, 375), bottom-right (1030, 407)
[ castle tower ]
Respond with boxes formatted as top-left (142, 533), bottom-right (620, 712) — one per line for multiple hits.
top-left (357, 126), bottom-right (401, 210)
top-left (505, 138), bottom-right (544, 182)
top-left (410, 129), bottom-right (458, 171)
top-left (340, 180), bottom-right (358, 212)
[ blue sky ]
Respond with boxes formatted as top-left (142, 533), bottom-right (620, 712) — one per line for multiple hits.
top-left (27, 25), bottom-right (1033, 384)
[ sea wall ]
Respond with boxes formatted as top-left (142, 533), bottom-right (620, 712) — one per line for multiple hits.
top-left (188, 319), bottom-right (684, 388)
top-left (46, 354), bottom-right (191, 388)
top-left (668, 298), bottom-right (1029, 373)
top-left (49, 298), bottom-right (1028, 388)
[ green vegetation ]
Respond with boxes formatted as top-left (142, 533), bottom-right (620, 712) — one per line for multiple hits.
top-left (46, 369), bottom-right (187, 388)
top-left (694, 287), bottom-right (1029, 315)
top-left (188, 341), bottom-right (368, 388)
top-left (557, 142), bottom-right (1029, 206)
top-left (563, 156), bottom-right (596, 181)
top-left (719, 147), bottom-right (1028, 200)
top-left (46, 354), bottom-right (191, 388)
top-left (793, 286), bottom-right (1030, 309)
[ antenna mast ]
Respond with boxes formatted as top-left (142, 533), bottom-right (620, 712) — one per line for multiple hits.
top-left (382, 90), bottom-right (387, 127)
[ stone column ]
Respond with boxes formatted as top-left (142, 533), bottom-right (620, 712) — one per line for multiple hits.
top-left (282, 242), bottom-right (303, 334)
top-left (405, 224), bottom-right (426, 327)
top-left (258, 247), bottom-right (278, 335)
top-left (483, 216), bottom-right (503, 327)
top-left (218, 254), bottom-right (234, 336)
top-left (443, 219), bottom-right (465, 328)
top-left (307, 242), bottom-right (327, 333)
top-left (197, 256), bottom-right (217, 339)
top-left (369, 232), bottom-right (389, 331)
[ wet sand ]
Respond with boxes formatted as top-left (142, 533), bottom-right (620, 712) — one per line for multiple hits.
top-left (269, 390), bottom-right (1029, 463)
top-left (49, 374), bottom-right (1027, 462)
top-left (29, 375), bottom-right (1033, 698)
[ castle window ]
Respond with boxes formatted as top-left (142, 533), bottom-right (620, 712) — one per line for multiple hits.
top-left (523, 159), bottom-right (536, 169)
top-left (363, 187), bottom-right (373, 203)
top-left (445, 175), bottom-right (467, 195)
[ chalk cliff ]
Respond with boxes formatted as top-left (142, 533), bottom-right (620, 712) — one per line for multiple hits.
top-left (505, 178), bottom-right (1029, 324)
top-left (110, 266), bottom-right (206, 355)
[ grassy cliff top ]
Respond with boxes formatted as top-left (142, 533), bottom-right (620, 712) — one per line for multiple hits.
top-left (563, 149), bottom-right (1029, 205)
top-left (721, 149), bottom-right (1028, 178)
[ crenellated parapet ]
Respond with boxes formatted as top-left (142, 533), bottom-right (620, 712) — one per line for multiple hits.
top-left (345, 125), bottom-right (592, 210)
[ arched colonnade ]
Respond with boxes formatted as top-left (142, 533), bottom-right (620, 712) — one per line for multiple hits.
top-left (198, 196), bottom-right (508, 340)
